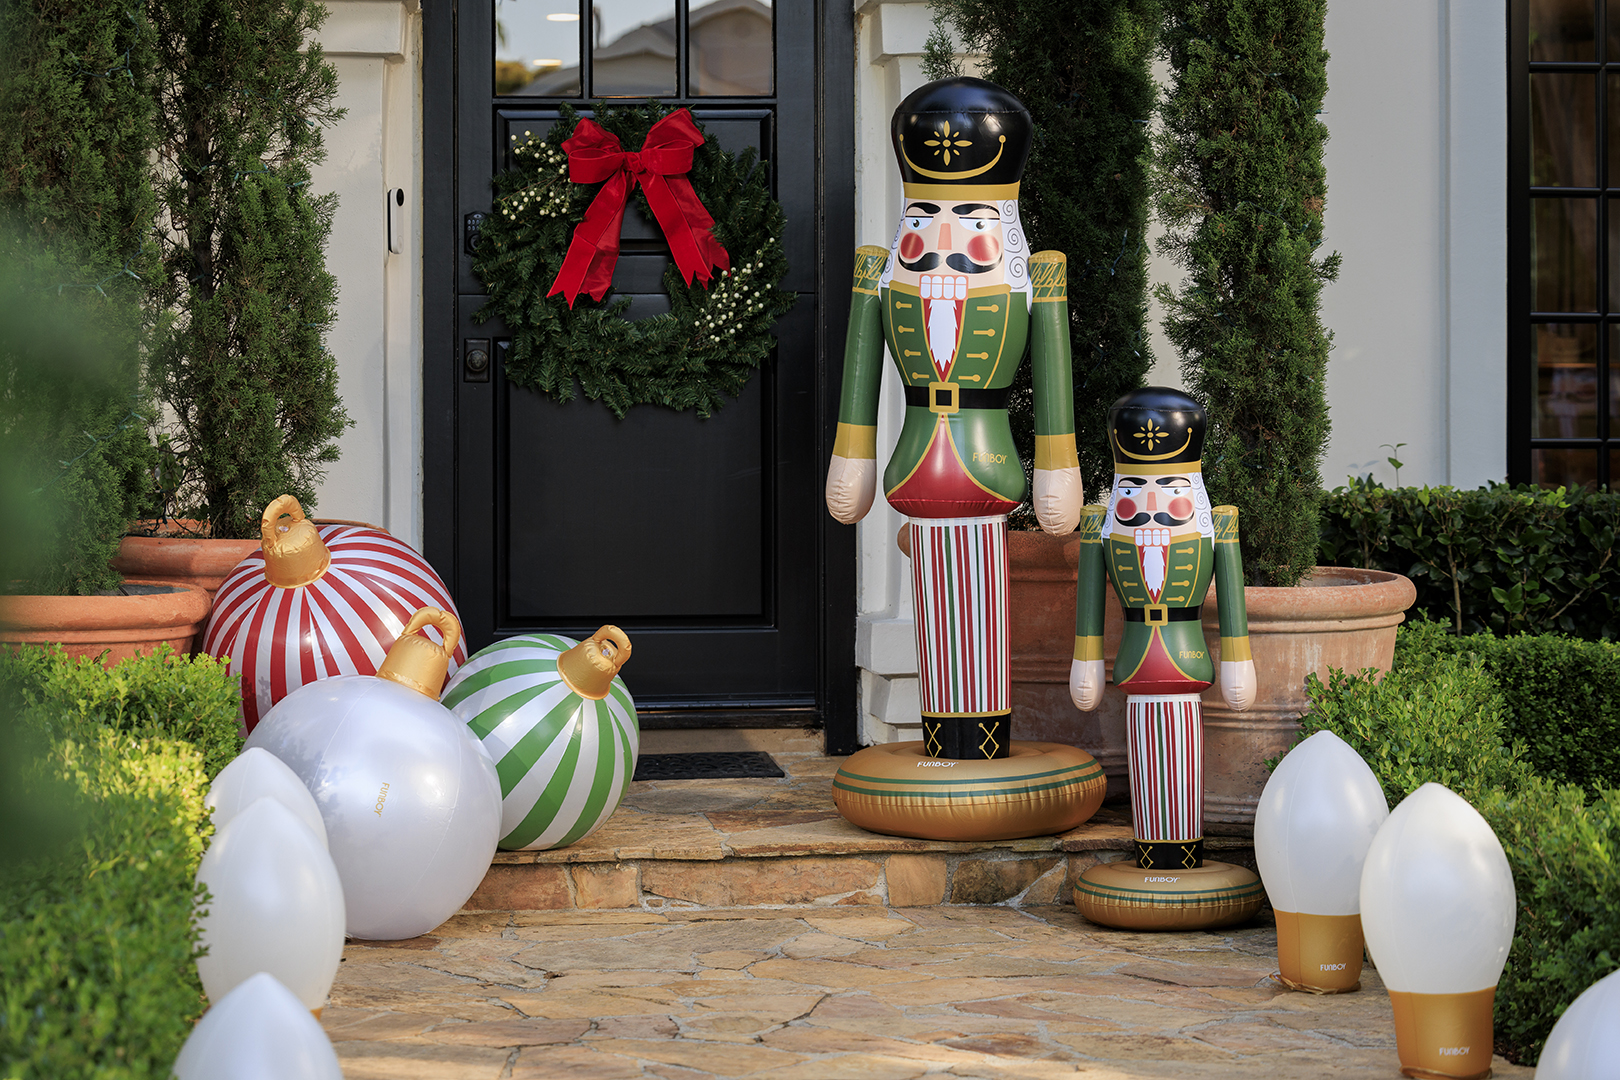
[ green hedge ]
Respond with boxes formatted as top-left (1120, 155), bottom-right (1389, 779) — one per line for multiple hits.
top-left (1297, 624), bottom-right (1620, 1063)
top-left (1319, 478), bottom-right (1620, 640)
top-left (0, 645), bottom-right (242, 779)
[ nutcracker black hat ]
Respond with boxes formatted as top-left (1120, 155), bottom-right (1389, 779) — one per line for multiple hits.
top-left (891, 77), bottom-right (1033, 195)
top-left (1109, 387), bottom-right (1207, 470)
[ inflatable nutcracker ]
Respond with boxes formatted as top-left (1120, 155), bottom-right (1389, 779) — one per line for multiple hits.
top-left (825, 77), bottom-right (1104, 842)
top-left (1069, 388), bottom-right (1264, 929)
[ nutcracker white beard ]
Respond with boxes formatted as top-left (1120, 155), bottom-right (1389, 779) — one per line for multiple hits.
top-left (926, 288), bottom-right (960, 365)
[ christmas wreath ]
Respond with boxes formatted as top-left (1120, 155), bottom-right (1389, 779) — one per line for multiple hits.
top-left (472, 102), bottom-right (796, 418)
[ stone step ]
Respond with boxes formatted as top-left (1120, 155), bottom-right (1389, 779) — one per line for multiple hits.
top-left (463, 736), bottom-right (1255, 913)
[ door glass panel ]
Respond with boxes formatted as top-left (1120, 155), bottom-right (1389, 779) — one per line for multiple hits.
top-left (495, 0), bottom-right (581, 97)
top-left (1533, 0), bottom-right (1595, 61)
top-left (1534, 197), bottom-right (1599, 311)
top-left (1533, 447), bottom-right (1600, 489)
top-left (1532, 74), bottom-right (1595, 186)
top-left (691, 0), bottom-right (773, 96)
top-left (593, 0), bottom-right (678, 97)
top-left (1534, 323), bottom-right (1599, 437)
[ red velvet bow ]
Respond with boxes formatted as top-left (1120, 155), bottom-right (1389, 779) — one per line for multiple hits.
top-left (547, 109), bottom-right (731, 308)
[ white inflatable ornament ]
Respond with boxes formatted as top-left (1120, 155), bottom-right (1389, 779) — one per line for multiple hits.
top-left (1254, 730), bottom-right (1389, 993)
top-left (1361, 783), bottom-right (1516, 1080)
top-left (204, 746), bottom-right (328, 849)
top-left (245, 607), bottom-right (502, 941)
top-left (1537, 967), bottom-right (1620, 1079)
top-left (195, 796), bottom-right (346, 1011)
top-left (171, 972), bottom-right (343, 1080)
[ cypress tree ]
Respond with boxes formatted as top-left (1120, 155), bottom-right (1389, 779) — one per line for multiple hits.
top-left (1155, 0), bottom-right (1340, 586)
top-left (148, 0), bottom-right (349, 539)
top-left (924, 0), bottom-right (1159, 509)
top-left (0, 0), bottom-right (159, 594)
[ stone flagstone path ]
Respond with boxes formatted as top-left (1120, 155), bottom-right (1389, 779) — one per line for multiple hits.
top-left (320, 904), bottom-right (1532, 1079)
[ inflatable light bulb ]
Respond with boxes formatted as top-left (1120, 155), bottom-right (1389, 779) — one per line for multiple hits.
top-left (172, 972), bottom-right (343, 1080)
top-left (1360, 783), bottom-right (1515, 1079)
top-left (205, 746), bottom-right (328, 849)
top-left (194, 796), bottom-right (346, 1011)
top-left (245, 606), bottom-right (502, 940)
top-left (443, 626), bottom-right (640, 850)
top-left (1254, 730), bottom-right (1389, 992)
top-left (1536, 967), bottom-right (1620, 1079)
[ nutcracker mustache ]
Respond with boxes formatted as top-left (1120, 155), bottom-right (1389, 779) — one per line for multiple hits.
top-left (900, 252), bottom-right (941, 272)
top-left (946, 252), bottom-right (1001, 274)
top-left (1116, 511), bottom-right (1196, 528)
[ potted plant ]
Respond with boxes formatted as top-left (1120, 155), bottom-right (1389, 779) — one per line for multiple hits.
top-left (921, 1), bottom-right (1158, 795)
top-left (125, 0), bottom-right (350, 591)
top-left (1154, 0), bottom-right (1414, 830)
top-left (0, 0), bottom-right (210, 662)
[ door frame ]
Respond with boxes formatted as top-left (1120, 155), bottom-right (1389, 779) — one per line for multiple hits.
top-left (420, 0), bottom-right (860, 754)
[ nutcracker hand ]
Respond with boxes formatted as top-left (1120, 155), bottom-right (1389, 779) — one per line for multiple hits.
top-left (1069, 658), bottom-right (1105, 712)
top-left (1033, 467), bottom-right (1083, 536)
top-left (1220, 659), bottom-right (1257, 712)
top-left (825, 455), bottom-right (876, 524)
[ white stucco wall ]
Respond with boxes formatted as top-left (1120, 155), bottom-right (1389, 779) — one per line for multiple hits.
top-left (309, 0), bottom-right (424, 549)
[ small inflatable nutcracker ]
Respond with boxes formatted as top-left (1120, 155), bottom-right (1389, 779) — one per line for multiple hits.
top-left (826, 76), bottom-right (1083, 764)
top-left (1069, 388), bottom-right (1263, 929)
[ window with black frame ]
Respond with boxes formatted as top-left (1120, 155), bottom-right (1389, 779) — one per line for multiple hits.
top-left (1513, 0), bottom-right (1620, 489)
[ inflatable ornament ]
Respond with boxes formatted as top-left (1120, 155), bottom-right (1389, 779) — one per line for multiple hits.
top-left (1254, 730), bottom-right (1389, 993)
top-left (245, 608), bottom-right (502, 940)
top-left (172, 972), bottom-right (343, 1080)
top-left (202, 495), bottom-right (466, 732)
top-left (824, 77), bottom-right (1103, 842)
top-left (1537, 967), bottom-right (1620, 1079)
top-left (205, 746), bottom-right (328, 849)
top-left (1361, 783), bottom-right (1516, 1080)
top-left (1069, 389), bottom-right (1264, 931)
top-left (195, 796), bottom-right (345, 1011)
top-left (443, 627), bottom-right (638, 850)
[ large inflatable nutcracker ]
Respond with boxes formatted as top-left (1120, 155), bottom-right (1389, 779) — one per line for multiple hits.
top-left (825, 77), bottom-right (1105, 842)
top-left (1069, 388), bottom-right (1265, 928)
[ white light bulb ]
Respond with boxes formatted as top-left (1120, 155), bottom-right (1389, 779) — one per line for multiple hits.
top-left (1361, 783), bottom-right (1516, 1078)
top-left (205, 747), bottom-right (328, 849)
top-left (1254, 730), bottom-right (1388, 992)
top-left (1536, 967), bottom-right (1620, 1079)
top-left (172, 972), bottom-right (343, 1080)
top-left (195, 797), bottom-right (346, 1011)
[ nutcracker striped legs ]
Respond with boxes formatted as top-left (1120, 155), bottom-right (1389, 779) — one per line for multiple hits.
top-left (1125, 694), bottom-right (1205, 869)
top-left (907, 515), bottom-right (1010, 760)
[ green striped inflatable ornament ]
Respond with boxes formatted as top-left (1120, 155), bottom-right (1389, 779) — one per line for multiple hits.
top-left (442, 626), bottom-right (638, 850)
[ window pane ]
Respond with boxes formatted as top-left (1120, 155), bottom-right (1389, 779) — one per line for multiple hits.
top-left (1533, 0), bottom-right (1595, 61)
top-left (1535, 324), bottom-right (1599, 437)
top-left (690, 0), bottom-right (773, 96)
top-left (593, 0), bottom-right (677, 97)
top-left (1533, 447), bottom-right (1600, 489)
top-left (496, 0), bottom-right (581, 97)
top-left (1532, 75), bottom-right (1595, 186)
top-left (1535, 198), bottom-right (1598, 311)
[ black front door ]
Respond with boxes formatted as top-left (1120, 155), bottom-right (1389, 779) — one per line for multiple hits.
top-left (422, 0), bottom-right (857, 750)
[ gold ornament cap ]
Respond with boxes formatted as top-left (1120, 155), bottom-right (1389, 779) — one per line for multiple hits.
top-left (1273, 910), bottom-right (1364, 993)
top-left (556, 626), bottom-right (632, 700)
top-left (260, 495), bottom-right (332, 588)
top-left (376, 607), bottom-right (462, 699)
top-left (1388, 986), bottom-right (1497, 1079)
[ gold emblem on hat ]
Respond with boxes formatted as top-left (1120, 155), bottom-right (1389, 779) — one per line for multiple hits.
top-left (925, 122), bottom-right (972, 164)
top-left (1135, 419), bottom-right (1169, 452)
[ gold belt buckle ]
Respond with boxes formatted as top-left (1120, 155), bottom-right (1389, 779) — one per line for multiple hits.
top-left (1144, 603), bottom-right (1169, 626)
top-left (928, 381), bottom-right (959, 415)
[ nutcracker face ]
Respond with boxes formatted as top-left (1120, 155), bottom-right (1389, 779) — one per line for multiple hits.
top-left (1107, 469), bottom-right (1214, 544)
top-left (888, 198), bottom-right (1011, 292)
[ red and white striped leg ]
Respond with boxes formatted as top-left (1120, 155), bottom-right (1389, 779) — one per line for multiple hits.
top-left (1125, 693), bottom-right (1205, 869)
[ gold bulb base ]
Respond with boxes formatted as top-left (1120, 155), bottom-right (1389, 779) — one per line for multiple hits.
top-left (259, 495), bottom-right (332, 588)
top-left (1388, 986), bottom-right (1496, 1079)
top-left (376, 607), bottom-right (462, 699)
top-left (1273, 910), bottom-right (1364, 993)
top-left (556, 626), bottom-right (632, 700)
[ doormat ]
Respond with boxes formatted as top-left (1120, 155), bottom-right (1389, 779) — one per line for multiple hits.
top-left (633, 752), bottom-right (785, 781)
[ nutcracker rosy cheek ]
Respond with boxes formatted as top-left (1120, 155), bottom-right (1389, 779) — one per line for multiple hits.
top-left (1114, 497), bottom-right (1137, 523)
top-left (1168, 495), bottom-right (1193, 521)
top-left (966, 234), bottom-right (1001, 265)
top-left (900, 232), bottom-right (925, 261)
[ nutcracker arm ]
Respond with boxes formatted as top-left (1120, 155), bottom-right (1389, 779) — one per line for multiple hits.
top-left (826, 246), bottom-right (888, 524)
top-left (1213, 505), bottom-right (1256, 711)
top-left (1029, 251), bottom-right (1081, 535)
top-left (1070, 505), bottom-right (1108, 711)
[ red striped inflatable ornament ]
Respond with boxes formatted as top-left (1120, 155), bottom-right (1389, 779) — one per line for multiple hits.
top-left (202, 496), bottom-right (467, 732)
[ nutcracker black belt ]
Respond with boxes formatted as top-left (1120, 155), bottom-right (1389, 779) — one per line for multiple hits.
top-left (1122, 604), bottom-right (1203, 624)
top-left (904, 384), bottom-right (1012, 413)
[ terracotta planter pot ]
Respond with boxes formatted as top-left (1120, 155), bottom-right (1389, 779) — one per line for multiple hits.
top-left (1007, 531), bottom-right (1131, 799)
top-left (112, 518), bottom-right (383, 602)
top-left (1200, 566), bottom-right (1417, 834)
top-left (0, 579), bottom-right (213, 665)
